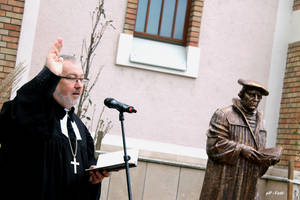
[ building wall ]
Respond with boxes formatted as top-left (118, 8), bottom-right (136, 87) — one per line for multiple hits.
top-left (98, 158), bottom-right (289, 200)
top-left (27, 0), bottom-right (279, 152)
top-left (277, 41), bottom-right (300, 169)
top-left (264, 0), bottom-right (294, 149)
top-left (100, 160), bottom-right (205, 200)
top-left (277, 0), bottom-right (300, 169)
top-left (0, 0), bottom-right (24, 107)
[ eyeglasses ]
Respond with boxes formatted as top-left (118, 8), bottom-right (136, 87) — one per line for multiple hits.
top-left (60, 76), bottom-right (89, 85)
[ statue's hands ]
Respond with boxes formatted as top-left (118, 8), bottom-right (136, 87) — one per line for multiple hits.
top-left (270, 157), bottom-right (280, 165)
top-left (45, 38), bottom-right (64, 76)
top-left (240, 144), bottom-right (261, 162)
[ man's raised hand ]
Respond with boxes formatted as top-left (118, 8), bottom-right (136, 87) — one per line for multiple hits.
top-left (45, 38), bottom-right (63, 75)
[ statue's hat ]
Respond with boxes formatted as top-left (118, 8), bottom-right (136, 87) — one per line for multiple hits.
top-left (238, 79), bottom-right (269, 96)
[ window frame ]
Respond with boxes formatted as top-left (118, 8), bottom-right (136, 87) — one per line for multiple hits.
top-left (134, 0), bottom-right (192, 45)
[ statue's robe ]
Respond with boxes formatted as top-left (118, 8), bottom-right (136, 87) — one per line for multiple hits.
top-left (200, 99), bottom-right (267, 200)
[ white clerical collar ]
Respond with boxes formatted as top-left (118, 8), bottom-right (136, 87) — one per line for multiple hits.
top-left (60, 109), bottom-right (82, 140)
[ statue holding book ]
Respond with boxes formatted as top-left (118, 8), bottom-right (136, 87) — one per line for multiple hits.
top-left (199, 79), bottom-right (282, 200)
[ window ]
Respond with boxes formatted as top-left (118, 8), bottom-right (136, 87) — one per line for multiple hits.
top-left (117, 0), bottom-right (203, 77)
top-left (134, 0), bottom-right (191, 45)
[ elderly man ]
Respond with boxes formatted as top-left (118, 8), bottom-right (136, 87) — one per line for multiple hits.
top-left (199, 79), bottom-right (281, 200)
top-left (0, 38), bottom-right (109, 200)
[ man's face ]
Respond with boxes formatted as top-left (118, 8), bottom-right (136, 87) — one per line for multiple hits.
top-left (240, 89), bottom-right (263, 112)
top-left (53, 60), bottom-right (84, 109)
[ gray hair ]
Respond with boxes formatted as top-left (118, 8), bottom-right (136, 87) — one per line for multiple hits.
top-left (59, 54), bottom-right (77, 63)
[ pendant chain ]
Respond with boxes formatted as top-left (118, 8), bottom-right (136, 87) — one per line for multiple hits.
top-left (67, 116), bottom-right (78, 158)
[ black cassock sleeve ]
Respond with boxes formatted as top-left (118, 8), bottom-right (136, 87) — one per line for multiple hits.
top-left (0, 67), bottom-right (60, 148)
top-left (10, 67), bottom-right (60, 138)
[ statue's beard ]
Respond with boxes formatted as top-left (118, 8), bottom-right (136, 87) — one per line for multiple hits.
top-left (240, 98), bottom-right (259, 113)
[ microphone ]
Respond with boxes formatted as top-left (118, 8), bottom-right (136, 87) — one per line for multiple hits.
top-left (104, 98), bottom-right (137, 113)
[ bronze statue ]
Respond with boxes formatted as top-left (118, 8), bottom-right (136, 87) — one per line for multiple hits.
top-left (199, 79), bottom-right (282, 200)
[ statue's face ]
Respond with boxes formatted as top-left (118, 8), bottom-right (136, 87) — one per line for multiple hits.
top-left (240, 89), bottom-right (263, 112)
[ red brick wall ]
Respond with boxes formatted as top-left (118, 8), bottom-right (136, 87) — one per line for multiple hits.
top-left (124, 0), bottom-right (137, 35)
top-left (294, 0), bottom-right (300, 10)
top-left (186, 0), bottom-right (203, 47)
top-left (277, 41), bottom-right (300, 169)
top-left (0, 0), bottom-right (24, 108)
top-left (124, 0), bottom-right (204, 47)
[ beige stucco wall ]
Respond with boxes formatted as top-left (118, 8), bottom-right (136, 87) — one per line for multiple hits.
top-left (25, 0), bottom-right (279, 150)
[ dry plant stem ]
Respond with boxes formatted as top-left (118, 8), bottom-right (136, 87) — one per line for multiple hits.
top-left (0, 62), bottom-right (26, 98)
top-left (75, 0), bottom-right (113, 151)
top-left (77, 0), bottom-right (113, 118)
top-left (94, 106), bottom-right (112, 150)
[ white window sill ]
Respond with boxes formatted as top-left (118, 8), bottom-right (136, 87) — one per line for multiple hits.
top-left (116, 33), bottom-right (200, 78)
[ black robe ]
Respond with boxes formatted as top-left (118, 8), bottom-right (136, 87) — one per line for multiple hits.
top-left (0, 67), bottom-right (101, 200)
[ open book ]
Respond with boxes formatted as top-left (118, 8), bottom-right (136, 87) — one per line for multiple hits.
top-left (253, 146), bottom-right (283, 166)
top-left (86, 149), bottom-right (139, 172)
top-left (260, 146), bottom-right (283, 162)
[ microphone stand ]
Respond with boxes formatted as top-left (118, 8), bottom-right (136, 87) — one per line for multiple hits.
top-left (119, 111), bottom-right (133, 200)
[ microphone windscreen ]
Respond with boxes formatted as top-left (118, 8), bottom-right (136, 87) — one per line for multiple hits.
top-left (104, 98), bottom-right (114, 107)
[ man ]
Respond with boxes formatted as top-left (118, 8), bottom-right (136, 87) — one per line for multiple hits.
top-left (199, 79), bottom-right (281, 200)
top-left (0, 38), bottom-right (109, 200)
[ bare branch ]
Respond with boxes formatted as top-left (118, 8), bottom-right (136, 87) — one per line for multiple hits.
top-left (75, 0), bottom-right (114, 150)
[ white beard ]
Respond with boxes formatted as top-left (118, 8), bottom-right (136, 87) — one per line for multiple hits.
top-left (54, 89), bottom-right (78, 108)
